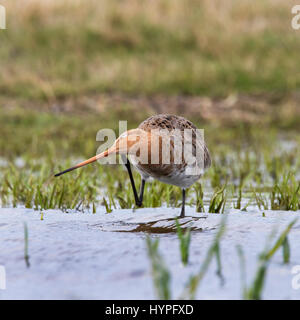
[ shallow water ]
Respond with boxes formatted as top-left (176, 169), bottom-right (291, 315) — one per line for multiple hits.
top-left (0, 207), bottom-right (300, 299)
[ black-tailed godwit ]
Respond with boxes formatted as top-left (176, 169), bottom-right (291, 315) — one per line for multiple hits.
top-left (55, 114), bottom-right (211, 217)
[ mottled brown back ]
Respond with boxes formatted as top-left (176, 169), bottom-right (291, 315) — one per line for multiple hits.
top-left (138, 114), bottom-right (211, 169)
top-left (139, 114), bottom-right (197, 132)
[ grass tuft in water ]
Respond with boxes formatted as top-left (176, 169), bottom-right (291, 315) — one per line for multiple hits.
top-left (208, 183), bottom-right (227, 213)
top-left (241, 218), bottom-right (297, 300)
top-left (180, 215), bottom-right (227, 299)
top-left (24, 222), bottom-right (30, 268)
top-left (175, 219), bottom-right (191, 266)
top-left (193, 183), bottom-right (204, 213)
top-left (282, 237), bottom-right (290, 264)
top-left (146, 236), bottom-right (171, 300)
top-left (270, 173), bottom-right (300, 211)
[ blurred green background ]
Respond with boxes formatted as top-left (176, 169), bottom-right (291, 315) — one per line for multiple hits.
top-left (0, 0), bottom-right (299, 157)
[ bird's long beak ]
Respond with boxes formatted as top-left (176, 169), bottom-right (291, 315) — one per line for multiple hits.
top-left (54, 149), bottom-right (109, 177)
top-left (54, 131), bottom-right (142, 177)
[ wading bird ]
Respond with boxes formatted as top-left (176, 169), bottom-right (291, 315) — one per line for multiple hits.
top-left (55, 114), bottom-right (211, 217)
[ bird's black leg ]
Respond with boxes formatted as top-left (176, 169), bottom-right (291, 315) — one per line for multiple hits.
top-left (138, 179), bottom-right (146, 206)
top-left (179, 188), bottom-right (186, 218)
top-left (124, 157), bottom-right (144, 207)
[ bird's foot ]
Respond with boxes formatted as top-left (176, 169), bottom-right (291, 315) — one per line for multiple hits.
top-left (135, 199), bottom-right (143, 207)
top-left (179, 209), bottom-right (185, 218)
